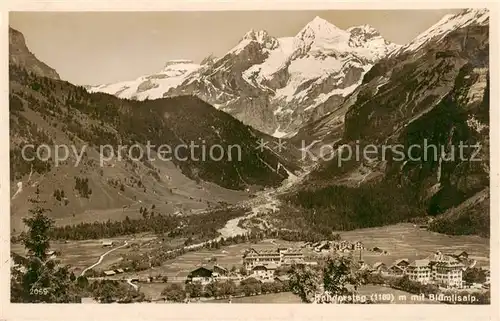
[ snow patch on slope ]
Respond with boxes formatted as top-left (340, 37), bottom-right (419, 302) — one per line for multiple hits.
top-left (305, 81), bottom-right (361, 112)
top-left (242, 37), bottom-right (295, 87)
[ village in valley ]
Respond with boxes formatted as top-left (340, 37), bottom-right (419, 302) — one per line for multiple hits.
top-left (12, 224), bottom-right (489, 304)
top-left (174, 241), bottom-right (490, 303)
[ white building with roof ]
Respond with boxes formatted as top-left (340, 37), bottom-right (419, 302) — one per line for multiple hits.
top-left (252, 263), bottom-right (278, 280)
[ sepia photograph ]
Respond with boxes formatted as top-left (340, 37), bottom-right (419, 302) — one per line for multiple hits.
top-left (2, 2), bottom-right (496, 319)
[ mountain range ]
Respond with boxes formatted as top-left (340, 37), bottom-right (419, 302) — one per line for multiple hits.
top-left (88, 17), bottom-right (400, 137)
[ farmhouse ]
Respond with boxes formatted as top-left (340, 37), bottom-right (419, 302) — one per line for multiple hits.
top-left (451, 251), bottom-right (468, 261)
top-left (102, 240), bottom-right (114, 247)
top-left (389, 265), bottom-right (405, 275)
top-left (447, 251), bottom-right (473, 268)
top-left (212, 265), bottom-right (228, 276)
top-left (251, 263), bottom-right (277, 280)
top-left (44, 250), bottom-right (57, 259)
top-left (186, 264), bottom-right (228, 284)
top-left (187, 267), bottom-right (212, 284)
top-left (389, 259), bottom-right (410, 275)
top-left (139, 276), bottom-right (152, 283)
top-left (311, 242), bottom-right (322, 249)
top-left (104, 270), bottom-right (116, 276)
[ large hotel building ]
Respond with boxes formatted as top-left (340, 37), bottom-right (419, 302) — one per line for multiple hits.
top-left (405, 252), bottom-right (465, 288)
top-left (242, 247), bottom-right (304, 271)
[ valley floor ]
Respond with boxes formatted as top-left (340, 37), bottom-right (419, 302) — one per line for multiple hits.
top-left (11, 223), bottom-right (489, 302)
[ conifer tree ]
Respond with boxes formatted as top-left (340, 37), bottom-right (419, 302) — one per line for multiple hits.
top-left (11, 187), bottom-right (80, 303)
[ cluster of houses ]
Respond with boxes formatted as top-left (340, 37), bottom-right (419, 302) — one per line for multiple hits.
top-left (186, 247), bottom-right (310, 285)
top-left (364, 251), bottom-right (485, 289)
top-left (305, 240), bottom-right (365, 253)
top-left (186, 263), bottom-right (291, 286)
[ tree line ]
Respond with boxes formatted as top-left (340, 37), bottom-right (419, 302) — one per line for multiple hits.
top-left (43, 206), bottom-right (247, 241)
top-left (49, 214), bottom-right (181, 240)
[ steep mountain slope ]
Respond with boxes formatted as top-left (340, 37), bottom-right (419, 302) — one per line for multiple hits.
top-left (9, 28), bottom-right (299, 232)
top-left (89, 17), bottom-right (399, 137)
top-left (9, 27), bottom-right (60, 79)
top-left (278, 9), bottom-right (490, 237)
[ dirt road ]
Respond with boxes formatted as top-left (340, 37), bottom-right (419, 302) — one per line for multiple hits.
top-left (80, 241), bottom-right (129, 276)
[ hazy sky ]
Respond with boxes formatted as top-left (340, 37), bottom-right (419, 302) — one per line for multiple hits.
top-left (10, 10), bottom-right (461, 85)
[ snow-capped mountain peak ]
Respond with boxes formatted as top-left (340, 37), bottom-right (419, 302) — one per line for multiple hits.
top-left (301, 16), bottom-right (344, 34)
top-left (296, 16), bottom-right (349, 47)
top-left (241, 29), bottom-right (280, 50)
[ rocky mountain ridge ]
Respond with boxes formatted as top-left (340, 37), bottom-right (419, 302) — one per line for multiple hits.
top-left (9, 27), bottom-right (60, 80)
